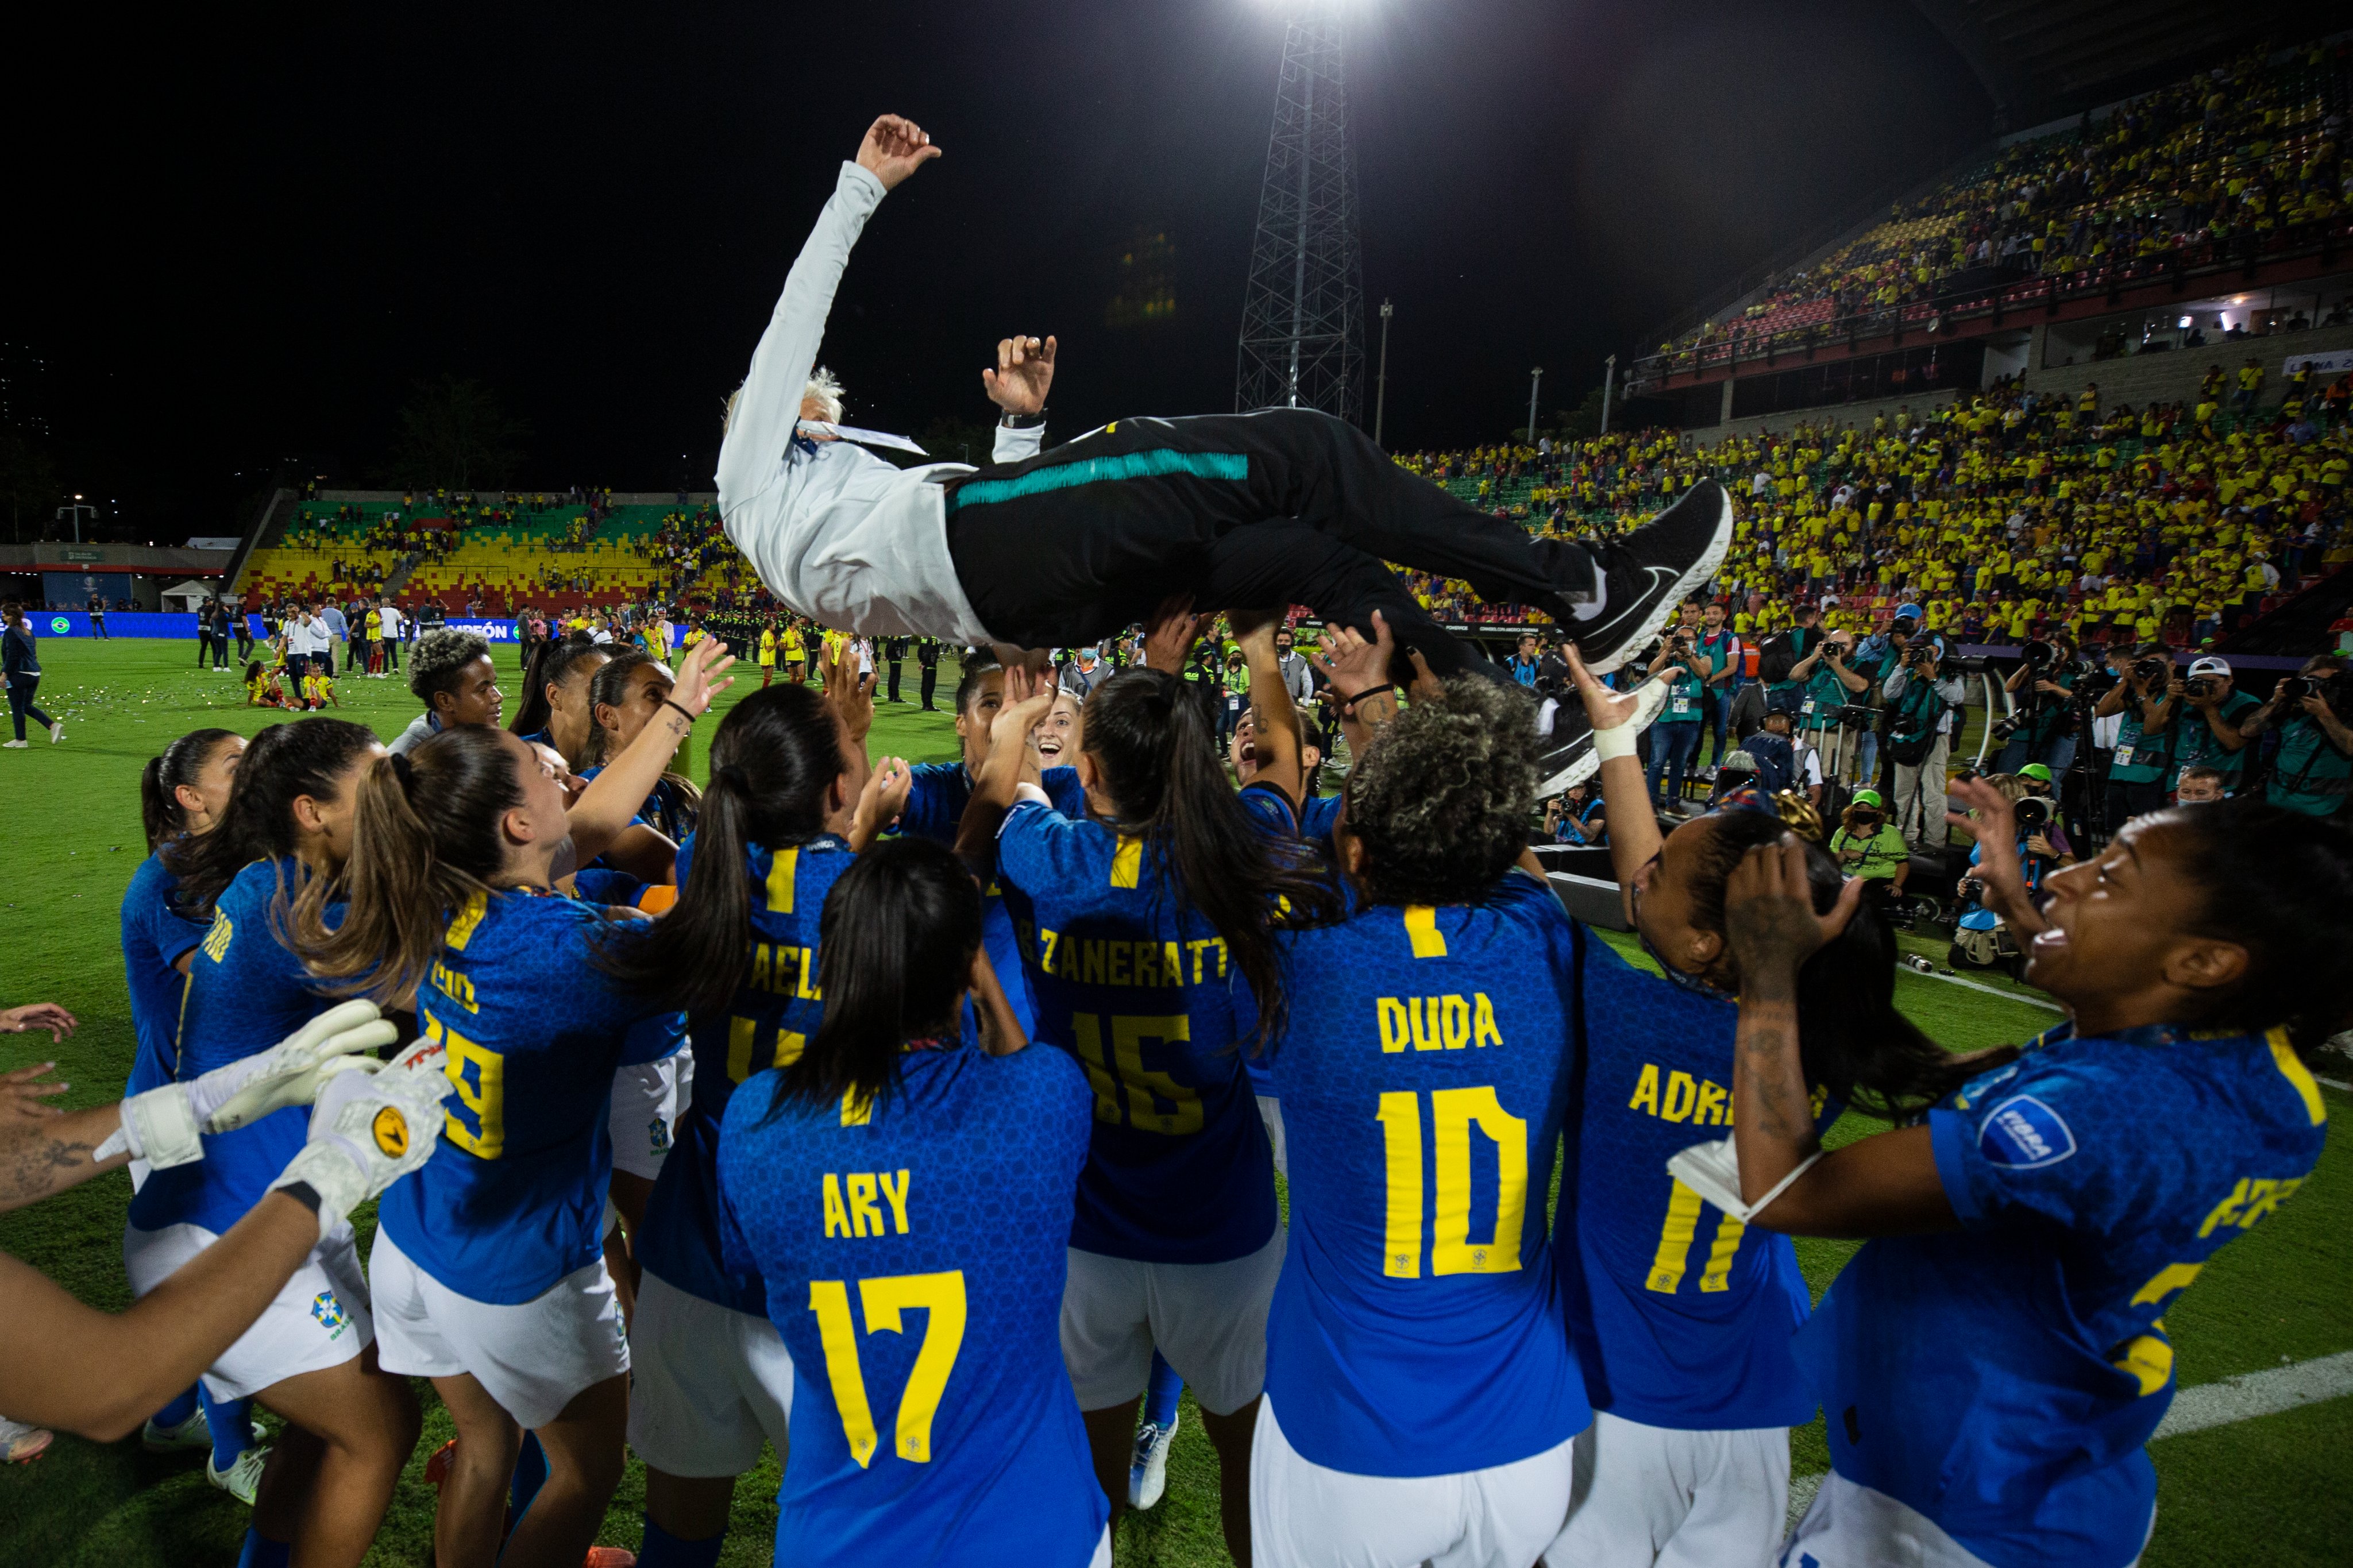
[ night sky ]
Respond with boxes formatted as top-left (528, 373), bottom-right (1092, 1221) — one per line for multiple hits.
top-left (13, 1), bottom-right (1995, 539)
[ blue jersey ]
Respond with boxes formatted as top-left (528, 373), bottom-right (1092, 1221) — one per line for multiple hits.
top-left (1264, 871), bottom-right (1588, 1476)
top-left (572, 765), bottom-right (696, 907)
top-left (120, 851), bottom-right (208, 1098)
top-left (640, 833), bottom-right (855, 1318)
top-left (1800, 1023), bottom-right (2328, 1567)
top-left (131, 859), bottom-right (340, 1236)
top-left (376, 889), bottom-right (683, 1304)
top-left (716, 1044), bottom-right (1105, 1568)
top-left (897, 762), bottom-right (1085, 1038)
top-left (996, 800), bottom-right (1278, 1265)
top-left (1556, 928), bottom-right (1822, 1430)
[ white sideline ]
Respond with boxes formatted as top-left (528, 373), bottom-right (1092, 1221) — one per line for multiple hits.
top-left (1900, 966), bottom-right (2065, 1013)
top-left (1786, 1349), bottom-right (2353, 1529)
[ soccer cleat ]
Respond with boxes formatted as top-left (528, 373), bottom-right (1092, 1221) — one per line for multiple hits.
top-left (1127, 1412), bottom-right (1178, 1510)
top-left (1534, 675), bottom-right (1668, 798)
top-left (1567, 479), bottom-right (1734, 676)
top-left (0, 1416), bottom-right (53, 1464)
top-left (141, 1405), bottom-right (212, 1453)
top-left (208, 1442), bottom-right (269, 1506)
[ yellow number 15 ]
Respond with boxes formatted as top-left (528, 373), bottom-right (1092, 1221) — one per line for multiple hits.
top-left (808, 1270), bottom-right (968, 1468)
top-left (1376, 1087), bottom-right (1527, 1278)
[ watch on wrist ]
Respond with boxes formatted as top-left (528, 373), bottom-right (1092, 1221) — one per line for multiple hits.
top-left (998, 409), bottom-right (1047, 430)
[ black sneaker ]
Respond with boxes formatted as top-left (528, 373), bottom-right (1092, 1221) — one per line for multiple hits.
top-left (1565, 479), bottom-right (1733, 675)
top-left (1534, 676), bottom-right (1669, 796)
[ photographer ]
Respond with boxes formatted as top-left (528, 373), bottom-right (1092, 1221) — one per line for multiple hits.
top-left (2168, 655), bottom-right (2259, 795)
top-left (1756, 603), bottom-right (1824, 721)
top-left (1542, 781), bottom-right (1607, 845)
top-left (1949, 773), bottom-right (2070, 971)
top-left (1641, 633), bottom-right (1707, 813)
top-left (1789, 628), bottom-right (1870, 790)
top-left (1994, 636), bottom-right (2082, 777)
top-left (2238, 654), bottom-right (2353, 818)
top-left (2094, 644), bottom-right (2180, 832)
top-left (1880, 635), bottom-right (1966, 847)
top-left (1829, 789), bottom-right (1909, 892)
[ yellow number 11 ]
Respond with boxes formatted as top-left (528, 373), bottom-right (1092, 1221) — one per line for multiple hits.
top-left (1376, 1087), bottom-right (1528, 1279)
top-left (808, 1270), bottom-right (968, 1468)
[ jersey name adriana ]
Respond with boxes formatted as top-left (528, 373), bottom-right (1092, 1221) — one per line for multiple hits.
top-left (1265, 871), bottom-right (1588, 1476)
top-left (1557, 928), bottom-right (1822, 1430)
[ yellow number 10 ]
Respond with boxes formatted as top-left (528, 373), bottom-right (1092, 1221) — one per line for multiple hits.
top-left (1376, 1087), bottom-right (1528, 1279)
top-left (808, 1270), bottom-right (968, 1468)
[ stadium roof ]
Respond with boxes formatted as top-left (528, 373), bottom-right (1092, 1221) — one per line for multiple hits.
top-left (1908, 1), bottom-right (2337, 128)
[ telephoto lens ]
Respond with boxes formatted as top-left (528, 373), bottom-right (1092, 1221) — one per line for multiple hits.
top-left (1903, 954), bottom-right (1936, 974)
top-left (2132, 656), bottom-right (2171, 685)
top-left (2013, 797), bottom-right (2050, 831)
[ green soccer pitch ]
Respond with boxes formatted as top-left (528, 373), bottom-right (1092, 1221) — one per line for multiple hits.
top-left (1, 638), bottom-right (2346, 1566)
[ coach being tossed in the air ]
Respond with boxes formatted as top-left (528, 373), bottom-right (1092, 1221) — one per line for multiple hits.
top-left (715, 114), bottom-right (1731, 790)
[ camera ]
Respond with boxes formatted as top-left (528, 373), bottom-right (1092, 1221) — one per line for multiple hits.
top-left (2013, 795), bottom-right (2051, 832)
top-left (2020, 639), bottom-right (2055, 669)
top-left (2184, 675), bottom-right (2215, 701)
top-left (2279, 675), bottom-right (2315, 704)
top-left (1905, 642), bottom-right (1939, 668)
top-left (1958, 877), bottom-right (1986, 903)
top-left (2277, 669), bottom-right (2353, 719)
top-left (2131, 656), bottom-right (2171, 686)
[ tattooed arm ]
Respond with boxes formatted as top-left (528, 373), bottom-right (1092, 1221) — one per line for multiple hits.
top-left (0, 1064), bottom-right (130, 1215)
top-left (1723, 838), bottom-right (1956, 1238)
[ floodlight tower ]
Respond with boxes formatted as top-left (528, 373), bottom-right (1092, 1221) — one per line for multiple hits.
top-left (1236, 3), bottom-right (1365, 427)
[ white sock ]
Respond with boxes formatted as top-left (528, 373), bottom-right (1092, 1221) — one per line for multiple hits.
top-left (1568, 576), bottom-right (1609, 621)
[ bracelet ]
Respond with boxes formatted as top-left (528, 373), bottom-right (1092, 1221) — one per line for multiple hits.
top-left (1340, 683), bottom-right (1396, 716)
top-left (1592, 723), bottom-right (1639, 762)
top-left (277, 1180), bottom-right (323, 1215)
top-left (998, 409), bottom-right (1047, 430)
top-left (661, 698), bottom-right (698, 725)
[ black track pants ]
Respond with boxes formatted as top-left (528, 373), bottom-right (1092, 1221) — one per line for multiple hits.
top-left (944, 408), bottom-right (1591, 674)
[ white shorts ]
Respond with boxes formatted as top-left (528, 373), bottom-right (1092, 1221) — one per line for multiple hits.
top-left (626, 1272), bottom-right (793, 1478)
top-left (608, 1052), bottom-right (693, 1183)
top-left (1250, 1395), bottom-right (1576, 1568)
top-left (1256, 1093), bottom-right (1289, 1179)
top-left (1061, 1226), bottom-right (1285, 1415)
top-left (368, 1224), bottom-right (629, 1430)
top-left (1550, 1409), bottom-right (1788, 1568)
top-left (1780, 1472), bottom-right (2150, 1568)
top-left (122, 1218), bottom-right (372, 1402)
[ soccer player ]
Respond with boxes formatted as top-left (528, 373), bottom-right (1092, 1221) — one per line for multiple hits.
top-left (287, 645), bottom-right (728, 1568)
top-left (1546, 647), bottom-right (1968, 1567)
top-left (390, 628), bottom-right (505, 756)
top-left (509, 634), bottom-right (614, 767)
top-left (714, 835), bottom-right (1107, 1567)
top-left (962, 662), bottom-right (1338, 1563)
top-left (593, 679), bottom-right (904, 1566)
top-left (1722, 783), bottom-right (2343, 1568)
top-left (129, 719), bottom-right (422, 1568)
top-left (757, 619), bottom-right (778, 688)
top-left (715, 114), bottom-right (1731, 790)
top-left (1249, 677), bottom-right (1588, 1568)
top-left (126, 728), bottom-right (272, 1498)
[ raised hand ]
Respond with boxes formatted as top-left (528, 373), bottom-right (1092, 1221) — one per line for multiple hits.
top-left (1564, 643), bottom-right (1645, 731)
top-left (1307, 611), bottom-right (1396, 700)
top-left (1405, 648), bottom-right (1445, 705)
top-left (1143, 594), bottom-right (1210, 674)
top-left (987, 664), bottom-right (1058, 761)
top-left (983, 335), bottom-right (1058, 416)
top-left (0, 1003), bottom-right (77, 1042)
top-left (855, 114), bottom-right (942, 191)
top-left (669, 633), bottom-right (736, 719)
top-left (852, 756), bottom-right (914, 852)
top-left (0, 1060), bottom-right (68, 1124)
top-left (822, 640), bottom-right (876, 743)
top-left (1723, 837), bottom-right (1863, 990)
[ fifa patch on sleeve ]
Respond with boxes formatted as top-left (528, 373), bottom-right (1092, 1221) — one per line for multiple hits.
top-left (1978, 1095), bottom-right (2076, 1170)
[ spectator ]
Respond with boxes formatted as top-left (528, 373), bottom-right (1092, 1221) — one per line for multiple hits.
top-left (2, 604), bottom-right (63, 748)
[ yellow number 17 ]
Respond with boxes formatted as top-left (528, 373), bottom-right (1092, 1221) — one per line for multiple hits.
top-left (808, 1270), bottom-right (968, 1468)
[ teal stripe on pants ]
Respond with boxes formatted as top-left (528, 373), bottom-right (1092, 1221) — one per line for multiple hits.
top-left (947, 449), bottom-right (1249, 510)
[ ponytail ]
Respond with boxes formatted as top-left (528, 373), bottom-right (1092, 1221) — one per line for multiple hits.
top-left (1691, 809), bottom-right (2003, 1116)
top-left (508, 631), bottom-right (610, 752)
top-left (768, 837), bottom-right (981, 1118)
top-left (597, 683), bottom-right (847, 1014)
top-left (290, 728), bottom-right (523, 1009)
top-left (141, 728), bottom-right (240, 850)
top-left (164, 719), bottom-right (379, 918)
top-left (1082, 669), bottom-right (1341, 1052)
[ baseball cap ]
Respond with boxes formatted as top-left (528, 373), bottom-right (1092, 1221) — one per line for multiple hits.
top-left (1894, 603), bottom-right (1924, 622)
top-left (2018, 763), bottom-right (2054, 782)
top-left (2188, 655), bottom-right (2232, 678)
top-left (1851, 787), bottom-right (1884, 807)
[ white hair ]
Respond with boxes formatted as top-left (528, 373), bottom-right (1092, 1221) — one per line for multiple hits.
top-left (720, 366), bottom-right (846, 435)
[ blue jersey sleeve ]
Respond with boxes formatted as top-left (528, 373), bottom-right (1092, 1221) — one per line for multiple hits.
top-left (995, 800), bottom-right (1100, 892)
top-left (897, 763), bottom-right (970, 844)
top-left (1237, 781), bottom-right (1299, 836)
top-left (1928, 1062), bottom-right (2143, 1233)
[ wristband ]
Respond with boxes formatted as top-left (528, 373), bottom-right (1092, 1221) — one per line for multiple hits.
top-left (998, 409), bottom-right (1047, 430)
top-left (1341, 683), bottom-right (1396, 716)
top-left (661, 698), bottom-right (698, 725)
top-left (1592, 723), bottom-right (1639, 762)
top-left (277, 1180), bottom-right (323, 1215)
